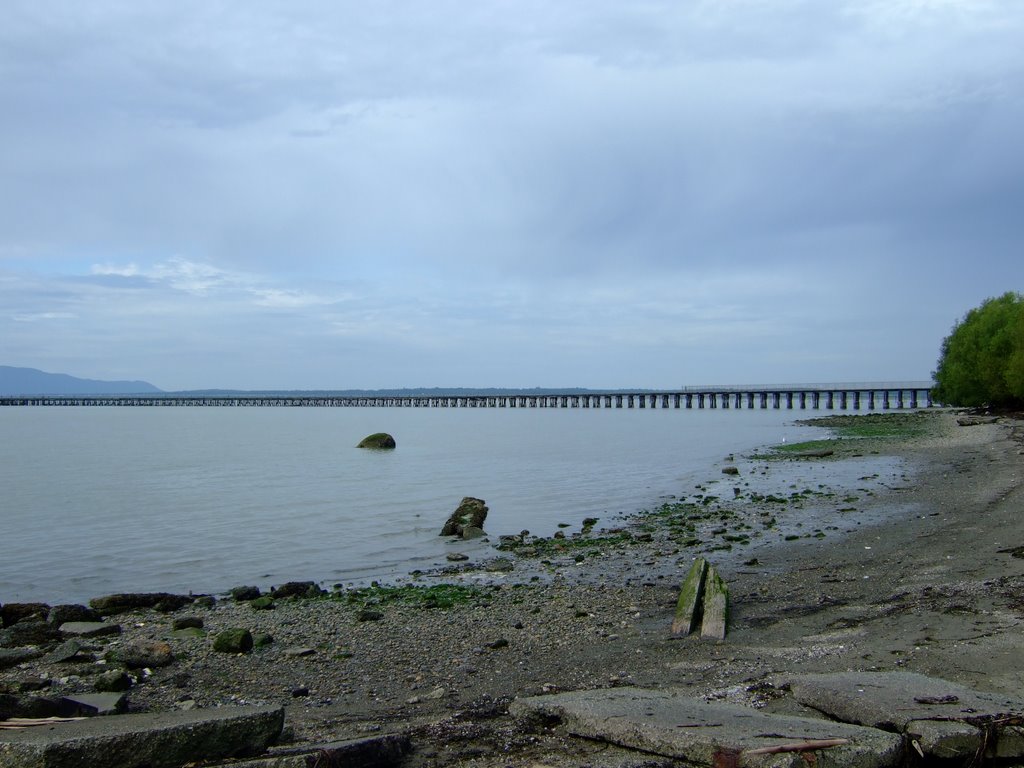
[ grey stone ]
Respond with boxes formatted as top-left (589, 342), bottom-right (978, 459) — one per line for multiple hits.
top-left (94, 670), bottom-right (132, 693)
top-left (440, 497), bottom-right (488, 537)
top-left (4, 676), bottom-right (50, 694)
top-left (0, 704), bottom-right (284, 768)
top-left (356, 432), bottom-right (396, 449)
top-left (88, 593), bottom-right (192, 616)
top-left (105, 639), bottom-right (174, 668)
top-left (0, 694), bottom-right (60, 720)
top-left (213, 628), bottom-right (253, 654)
top-left (786, 671), bottom-right (1024, 762)
top-left (45, 640), bottom-right (86, 664)
top-left (269, 581), bottom-right (322, 600)
top-left (0, 648), bottom-right (43, 670)
top-left (47, 605), bottom-right (101, 626)
top-left (230, 586), bottom-right (262, 602)
top-left (59, 622), bottom-right (121, 638)
top-left (510, 687), bottom-right (903, 767)
top-left (0, 604), bottom-right (50, 628)
top-left (170, 627), bottom-right (206, 640)
top-left (59, 692), bottom-right (128, 717)
top-left (283, 647), bottom-right (315, 658)
top-left (0, 621), bottom-right (62, 648)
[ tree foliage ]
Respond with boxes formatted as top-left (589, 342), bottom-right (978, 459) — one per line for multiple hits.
top-left (932, 292), bottom-right (1024, 409)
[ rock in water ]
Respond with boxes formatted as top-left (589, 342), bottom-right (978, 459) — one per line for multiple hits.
top-left (440, 497), bottom-right (489, 537)
top-left (357, 432), bottom-right (396, 449)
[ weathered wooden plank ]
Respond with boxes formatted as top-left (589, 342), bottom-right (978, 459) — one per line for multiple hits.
top-left (700, 564), bottom-right (729, 640)
top-left (671, 558), bottom-right (708, 636)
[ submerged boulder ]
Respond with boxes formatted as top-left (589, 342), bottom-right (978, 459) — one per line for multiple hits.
top-left (357, 432), bottom-right (396, 449)
top-left (440, 497), bottom-right (489, 538)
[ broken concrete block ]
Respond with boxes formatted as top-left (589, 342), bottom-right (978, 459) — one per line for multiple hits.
top-left (511, 687), bottom-right (903, 767)
top-left (0, 704), bottom-right (284, 768)
top-left (786, 671), bottom-right (1024, 763)
top-left (58, 622), bottom-right (121, 639)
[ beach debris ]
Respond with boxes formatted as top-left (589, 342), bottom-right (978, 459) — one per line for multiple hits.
top-left (721, 465), bottom-right (739, 475)
top-left (440, 497), bottom-right (489, 538)
top-left (790, 448), bottom-right (835, 458)
top-left (785, 671), bottom-right (1024, 763)
top-left (0, 717), bottom-right (86, 730)
top-left (511, 687), bottom-right (902, 766)
top-left (356, 432), bottom-right (396, 449)
top-left (957, 415), bottom-right (999, 426)
top-left (672, 558), bottom-right (729, 640)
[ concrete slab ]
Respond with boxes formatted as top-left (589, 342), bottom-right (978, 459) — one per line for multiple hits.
top-left (0, 704), bottom-right (283, 768)
top-left (511, 687), bottom-right (903, 767)
top-left (785, 671), bottom-right (1024, 762)
top-left (58, 622), bottom-right (121, 638)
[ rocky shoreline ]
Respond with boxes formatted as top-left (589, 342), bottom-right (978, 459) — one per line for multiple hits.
top-left (3, 409), bottom-right (1023, 766)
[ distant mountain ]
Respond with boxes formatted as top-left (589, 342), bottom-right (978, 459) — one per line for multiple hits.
top-left (0, 366), bottom-right (163, 395)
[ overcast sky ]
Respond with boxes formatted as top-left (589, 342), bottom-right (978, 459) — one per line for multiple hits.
top-left (2, 1), bottom-right (1022, 391)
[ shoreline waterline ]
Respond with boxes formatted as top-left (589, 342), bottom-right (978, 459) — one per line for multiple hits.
top-left (2, 409), bottom-right (928, 607)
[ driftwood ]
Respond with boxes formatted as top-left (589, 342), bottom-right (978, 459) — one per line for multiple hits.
top-left (0, 717), bottom-right (86, 729)
top-left (790, 449), bottom-right (834, 458)
top-left (744, 738), bottom-right (850, 755)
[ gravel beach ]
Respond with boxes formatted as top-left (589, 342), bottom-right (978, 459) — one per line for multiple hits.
top-left (3, 409), bottom-right (1022, 766)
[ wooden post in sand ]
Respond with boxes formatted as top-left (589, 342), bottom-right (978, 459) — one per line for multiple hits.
top-left (700, 565), bottom-right (729, 640)
top-left (672, 559), bottom-right (729, 640)
top-left (672, 558), bottom-right (709, 636)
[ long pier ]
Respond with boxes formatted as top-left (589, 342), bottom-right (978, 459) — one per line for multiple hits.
top-left (0, 385), bottom-right (935, 410)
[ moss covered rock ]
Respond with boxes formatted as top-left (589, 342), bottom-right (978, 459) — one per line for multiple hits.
top-left (213, 628), bottom-right (253, 654)
top-left (357, 433), bottom-right (396, 449)
top-left (440, 497), bottom-right (489, 537)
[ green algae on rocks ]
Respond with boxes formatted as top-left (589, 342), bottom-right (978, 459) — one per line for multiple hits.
top-left (356, 432), bottom-right (396, 449)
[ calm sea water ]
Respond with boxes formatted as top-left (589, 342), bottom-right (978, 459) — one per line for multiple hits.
top-left (1, 406), bottom-right (842, 604)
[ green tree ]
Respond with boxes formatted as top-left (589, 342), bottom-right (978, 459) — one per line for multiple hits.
top-left (932, 292), bottom-right (1024, 408)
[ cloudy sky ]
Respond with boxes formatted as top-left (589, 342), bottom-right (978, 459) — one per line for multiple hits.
top-left (2, 1), bottom-right (1022, 391)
